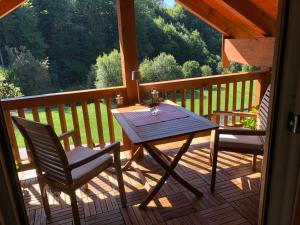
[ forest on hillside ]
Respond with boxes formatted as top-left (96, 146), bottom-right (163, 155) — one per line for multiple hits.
top-left (0, 0), bottom-right (256, 98)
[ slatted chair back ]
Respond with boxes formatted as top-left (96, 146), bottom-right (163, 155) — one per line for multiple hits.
top-left (12, 116), bottom-right (72, 185)
top-left (257, 85), bottom-right (271, 132)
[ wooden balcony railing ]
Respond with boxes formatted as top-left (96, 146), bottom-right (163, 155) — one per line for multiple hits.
top-left (1, 70), bottom-right (270, 171)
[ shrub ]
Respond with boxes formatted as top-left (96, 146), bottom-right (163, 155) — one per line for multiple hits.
top-left (140, 52), bottom-right (183, 83)
top-left (90, 49), bottom-right (122, 88)
top-left (182, 60), bottom-right (201, 78)
top-left (6, 46), bottom-right (52, 96)
top-left (0, 68), bottom-right (23, 98)
top-left (200, 65), bottom-right (212, 76)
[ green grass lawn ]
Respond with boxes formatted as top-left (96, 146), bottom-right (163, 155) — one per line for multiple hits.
top-left (13, 81), bottom-right (256, 148)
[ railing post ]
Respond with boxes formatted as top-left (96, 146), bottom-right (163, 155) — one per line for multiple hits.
top-left (255, 70), bottom-right (271, 106)
top-left (116, 0), bottom-right (139, 104)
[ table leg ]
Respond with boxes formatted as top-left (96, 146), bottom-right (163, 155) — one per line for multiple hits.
top-left (122, 145), bottom-right (143, 171)
top-left (139, 133), bottom-right (202, 209)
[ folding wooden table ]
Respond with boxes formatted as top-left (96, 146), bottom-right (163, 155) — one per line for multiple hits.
top-left (111, 100), bottom-right (218, 208)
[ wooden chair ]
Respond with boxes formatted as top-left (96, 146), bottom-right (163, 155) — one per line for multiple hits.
top-left (12, 116), bottom-right (127, 225)
top-left (210, 85), bottom-right (270, 192)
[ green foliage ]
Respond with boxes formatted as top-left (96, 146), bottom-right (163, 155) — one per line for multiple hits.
top-left (200, 65), bottom-right (212, 76)
top-left (91, 50), bottom-right (122, 88)
top-left (0, 2), bottom-right (47, 59)
top-left (0, 68), bottom-right (23, 98)
top-left (140, 52), bottom-right (183, 83)
top-left (242, 108), bottom-right (258, 130)
top-left (182, 60), bottom-right (201, 78)
top-left (6, 47), bottom-right (52, 95)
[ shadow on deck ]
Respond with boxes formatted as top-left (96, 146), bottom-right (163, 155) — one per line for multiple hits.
top-left (19, 136), bottom-right (261, 225)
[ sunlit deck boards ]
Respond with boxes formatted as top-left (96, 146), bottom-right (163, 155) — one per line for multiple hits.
top-left (19, 136), bottom-right (261, 225)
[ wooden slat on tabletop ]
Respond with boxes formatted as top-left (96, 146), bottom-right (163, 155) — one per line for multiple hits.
top-left (199, 87), bottom-right (204, 116)
top-left (248, 80), bottom-right (254, 110)
top-left (31, 107), bottom-right (40, 122)
top-left (172, 89), bottom-right (177, 103)
top-left (17, 108), bottom-right (30, 160)
top-left (82, 101), bottom-right (93, 149)
top-left (105, 98), bottom-right (115, 143)
top-left (241, 80), bottom-right (246, 112)
top-left (4, 110), bottom-right (21, 163)
top-left (216, 84), bottom-right (221, 124)
top-left (45, 106), bottom-right (54, 127)
top-left (190, 88), bottom-right (195, 112)
top-left (94, 99), bottom-right (105, 148)
top-left (224, 82), bottom-right (229, 125)
top-left (232, 82), bottom-right (237, 124)
top-left (208, 85), bottom-right (212, 119)
top-left (58, 104), bottom-right (70, 151)
top-left (70, 102), bottom-right (82, 146)
top-left (181, 89), bottom-right (186, 108)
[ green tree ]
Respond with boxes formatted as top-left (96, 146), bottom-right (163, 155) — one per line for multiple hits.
top-left (140, 52), bottom-right (183, 83)
top-left (182, 60), bottom-right (201, 78)
top-left (0, 2), bottom-right (47, 60)
top-left (90, 49), bottom-right (122, 88)
top-left (201, 65), bottom-right (212, 76)
top-left (6, 47), bottom-right (52, 96)
top-left (0, 68), bottom-right (22, 98)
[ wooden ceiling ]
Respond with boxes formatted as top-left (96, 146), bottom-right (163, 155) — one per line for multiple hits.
top-left (176, 0), bottom-right (278, 38)
top-left (0, 0), bottom-right (27, 19)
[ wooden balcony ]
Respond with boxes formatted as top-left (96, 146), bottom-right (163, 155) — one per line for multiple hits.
top-left (2, 70), bottom-right (269, 224)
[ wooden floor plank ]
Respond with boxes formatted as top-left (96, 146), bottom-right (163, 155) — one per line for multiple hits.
top-left (20, 136), bottom-right (260, 225)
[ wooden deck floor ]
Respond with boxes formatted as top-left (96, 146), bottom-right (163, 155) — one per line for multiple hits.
top-left (19, 136), bottom-right (261, 225)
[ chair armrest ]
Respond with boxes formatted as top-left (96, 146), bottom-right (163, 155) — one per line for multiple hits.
top-left (68, 142), bottom-right (120, 170)
top-left (213, 111), bottom-right (257, 118)
top-left (58, 130), bottom-right (80, 146)
top-left (216, 128), bottom-right (266, 136)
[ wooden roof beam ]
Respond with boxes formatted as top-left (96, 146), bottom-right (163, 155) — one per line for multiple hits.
top-left (0, 0), bottom-right (27, 18)
top-left (218, 0), bottom-right (277, 36)
top-left (176, 0), bottom-right (252, 38)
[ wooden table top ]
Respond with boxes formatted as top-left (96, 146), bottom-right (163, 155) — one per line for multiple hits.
top-left (111, 100), bottom-right (218, 145)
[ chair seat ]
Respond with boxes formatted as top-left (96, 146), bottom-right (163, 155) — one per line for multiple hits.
top-left (219, 132), bottom-right (264, 151)
top-left (66, 147), bottom-right (113, 187)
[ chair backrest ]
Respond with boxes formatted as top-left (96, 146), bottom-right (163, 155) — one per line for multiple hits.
top-left (257, 85), bottom-right (271, 131)
top-left (12, 116), bottom-right (72, 185)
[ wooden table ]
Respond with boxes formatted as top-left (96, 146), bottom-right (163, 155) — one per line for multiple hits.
top-left (111, 100), bottom-right (218, 208)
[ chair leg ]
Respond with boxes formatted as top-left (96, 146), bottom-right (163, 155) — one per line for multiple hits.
top-left (210, 149), bottom-right (218, 192)
top-left (252, 155), bottom-right (257, 171)
top-left (38, 179), bottom-right (51, 218)
top-left (114, 147), bottom-right (127, 207)
top-left (70, 192), bottom-right (81, 225)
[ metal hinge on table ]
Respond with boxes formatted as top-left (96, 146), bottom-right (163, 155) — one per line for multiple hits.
top-left (288, 113), bottom-right (300, 134)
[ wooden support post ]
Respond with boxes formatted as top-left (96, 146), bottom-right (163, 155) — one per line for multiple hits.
top-left (255, 70), bottom-right (271, 106)
top-left (116, 0), bottom-right (139, 104)
top-left (222, 34), bottom-right (230, 68)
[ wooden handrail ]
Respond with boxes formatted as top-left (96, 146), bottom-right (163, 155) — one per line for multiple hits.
top-left (1, 71), bottom-right (270, 171)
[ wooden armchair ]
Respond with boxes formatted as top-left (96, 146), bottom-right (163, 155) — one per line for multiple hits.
top-left (12, 116), bottom-right (127, 225)
top-left (210, 85), bottom-right (270, 192)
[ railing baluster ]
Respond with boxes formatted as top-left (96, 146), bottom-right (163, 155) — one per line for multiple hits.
top-left (32, 107), bottom-right (40, 122)
top-left (82, 101), bottom-right (93, 149)
top-left (45, 106), bottom-right (54, 127)
top-left (216, 84), bottom-right (221, 124)
top-left (17, 108), bottom-right (30, 161)
top-left (173, 89), bottom-right (177, 103)
top-left (105, 98), bottom-right (115, 143)
top-left (58, 104), bottom-right (70, 151)
top-left (94, 99), bottom-right (105, 148)
top-left (224, 82), bottom-right (229, 125)
top-left (70, 102), bottom-right (82, 146)
top-left (241, 80), bottom-right (246, 112)
top-left (232, 82), bottom-right (237, 125)
top-left (199, 87), bottom-right (204, 116)
top-left (248, 80), bottom-right (254, 110)
top-left (208, 85), bottom-right (212, 120)
top-left (181, 89), bottom-right (186, 108)
top-left (190, 88), bottom-right (195, 112)
top-left (4, 110), bottom-right (21, 163)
